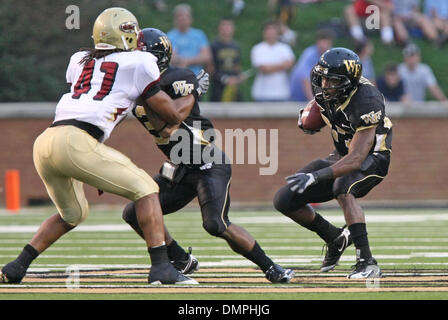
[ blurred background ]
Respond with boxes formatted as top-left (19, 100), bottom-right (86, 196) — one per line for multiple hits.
top-left (1, 0), bottom-right (448, 209)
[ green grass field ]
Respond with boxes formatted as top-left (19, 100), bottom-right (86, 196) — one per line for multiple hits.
top-left (1, 206), bottom-right (448, 300)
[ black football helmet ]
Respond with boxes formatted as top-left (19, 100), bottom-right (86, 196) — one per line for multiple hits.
top-left (311, 47), bottom-right (362, 107)
top-left (141, 28), bottom-right (172, 71)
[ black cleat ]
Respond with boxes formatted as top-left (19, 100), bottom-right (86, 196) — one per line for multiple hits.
top-left (148, 262), bottom-right (198, 285)
top-left (265, 264), bottom-right (295, 283)
top-left (347, 257), bottom-right (382, 279)
top-left (321, 226), bottom-right (352, 272)
top-left (172, 247), bottom-right (200, 275)
top-left (0, 261), bottom-right (27, 284)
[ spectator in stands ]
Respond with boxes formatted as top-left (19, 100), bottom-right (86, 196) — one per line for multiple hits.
top-left (266, 0), bottom-right (299, 48)
top-left (392, 0), bottom-right (438, 45)
top-left (251, 21), bottom-right (295, 102)
top-left (424, 0), bottom-right (448, 46)
top-left (268, 0), bottom-right (322, 25)
top-left (167, 4), bottom-right (212, 75)
top-left (354, 39), bottom-right (376, 84)
top-left (376, 64), bottom-right (410, 102)
top-left (344, 0), bottom-right (395, 45)
top-left (210, 18), bottom-right (246, 102)
top-left (289, 28), bottom-right (334, 102)
top-left (268, 0), bottom-right (296, 26)
top-left (397, 43), bottom-right (447, 102)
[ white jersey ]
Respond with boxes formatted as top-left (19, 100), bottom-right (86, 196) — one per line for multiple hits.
top-left (54, 50), bottom-right (160, 141)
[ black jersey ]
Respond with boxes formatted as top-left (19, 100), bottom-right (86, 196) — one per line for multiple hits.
top-left (211, 40), bottom-right (242, 77)
top-left (210, 39), bottom-right (242, 101)
top-left (318, 77), bottom-right (393, 156)
top-left (133, 67), bottom-right (215, 165)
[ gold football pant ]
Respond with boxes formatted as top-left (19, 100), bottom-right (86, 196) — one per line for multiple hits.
top-left (33, 125), bottom-right (159, 226)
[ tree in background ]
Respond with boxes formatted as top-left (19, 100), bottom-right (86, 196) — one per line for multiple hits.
top-left (0, 0), bottom-right (130, 101)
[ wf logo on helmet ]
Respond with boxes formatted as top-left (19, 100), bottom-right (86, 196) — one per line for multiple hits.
top-left (159, 36), bottom-right (171, 51)
top-left (343, 60), bottom-right (361, 78)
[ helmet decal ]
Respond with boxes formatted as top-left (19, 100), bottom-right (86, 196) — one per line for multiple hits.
top-left (343, 60), bottom-right (361, 78)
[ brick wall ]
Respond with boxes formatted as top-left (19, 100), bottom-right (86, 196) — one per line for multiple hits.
top-left (1, 117), bottom-right (447, 207)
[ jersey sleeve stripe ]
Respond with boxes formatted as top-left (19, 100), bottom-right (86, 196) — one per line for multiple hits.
top-left (141, 77), bottom-right (160, 94)
top-left (141, 77), bottom-right (161, 100)
top-left (355, 124), bottom-right (377, 132)
top-left (143, 77), bottom-right (160, 92)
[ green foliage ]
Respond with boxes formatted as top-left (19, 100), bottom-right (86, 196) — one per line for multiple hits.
top-left (1, 0), bottom-right (447, 101)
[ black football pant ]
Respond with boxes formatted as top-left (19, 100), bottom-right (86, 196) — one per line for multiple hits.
top-left (274, 151), bottom-right (390, 214)
top-left (123, 162), bottom-right (232, 237)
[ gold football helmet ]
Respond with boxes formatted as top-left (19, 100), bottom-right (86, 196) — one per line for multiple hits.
top-left (92, 7), bottom-right (141, 50)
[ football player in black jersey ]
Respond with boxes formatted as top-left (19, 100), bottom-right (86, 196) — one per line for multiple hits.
top-left (274, 47), bottom-right (392, 279)
top-left (122, 28), bottom-right (294, 283)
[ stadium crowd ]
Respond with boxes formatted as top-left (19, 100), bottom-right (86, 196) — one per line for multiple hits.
top-left (164, 1), bottom-right (448, 104)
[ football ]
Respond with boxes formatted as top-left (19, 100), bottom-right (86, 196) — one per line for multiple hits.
top-left (301, 99), bottom-right (326, 131)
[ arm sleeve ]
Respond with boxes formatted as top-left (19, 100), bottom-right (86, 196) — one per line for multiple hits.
top-left (283, 44), bottom-right (295, 62)
top-left (251, 45), bottom-right (264, 67)
top-left (166, 69), bottom-right (199, 99)
top-left (180, 69), bottom-right (200, 92)
top-left (423, 65), bottom-right (437, 87)
top-left (135, 54), bottom-right (162, 100)
top-left (197, 30), bottom-right (209, 48)
top-left (351, 95), bottom-right (385, 131)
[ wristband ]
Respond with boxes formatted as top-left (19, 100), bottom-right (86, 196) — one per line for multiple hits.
top-left (313, 167), bottom-right (334, 182)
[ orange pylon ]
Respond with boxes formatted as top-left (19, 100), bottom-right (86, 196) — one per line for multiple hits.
top-left (5, 169), bottom-right (20, 212)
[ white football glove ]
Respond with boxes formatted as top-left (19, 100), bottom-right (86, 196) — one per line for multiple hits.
top-left (196, 69), bottom-right (210, 97)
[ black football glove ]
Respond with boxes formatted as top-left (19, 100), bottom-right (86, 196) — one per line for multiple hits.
top-left (298, 108), bottom-right (320, 135)
top-left (286, 167), bottom-right (334, 194)
top-left (286, 172), bottom-right (317, 194)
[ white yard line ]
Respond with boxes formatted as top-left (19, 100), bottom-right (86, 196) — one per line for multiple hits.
top-left (232, 214), bottom-right (448, 224)
top-left (2, 238), bottom-right (448, 244)
top-left (1, 252), bottom-right (448, 260)
top-left (0, 224), bottom-right (133, 233)
top-left (23, 261), bottom-right (448, 273)
top-left (1, 213), bottom-right (448, 233)
top-left (2, 245), bottom-right (448, 251)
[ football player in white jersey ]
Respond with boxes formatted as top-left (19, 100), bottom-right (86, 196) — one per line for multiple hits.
top-left (0, 7), bottom-right (207, 285)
